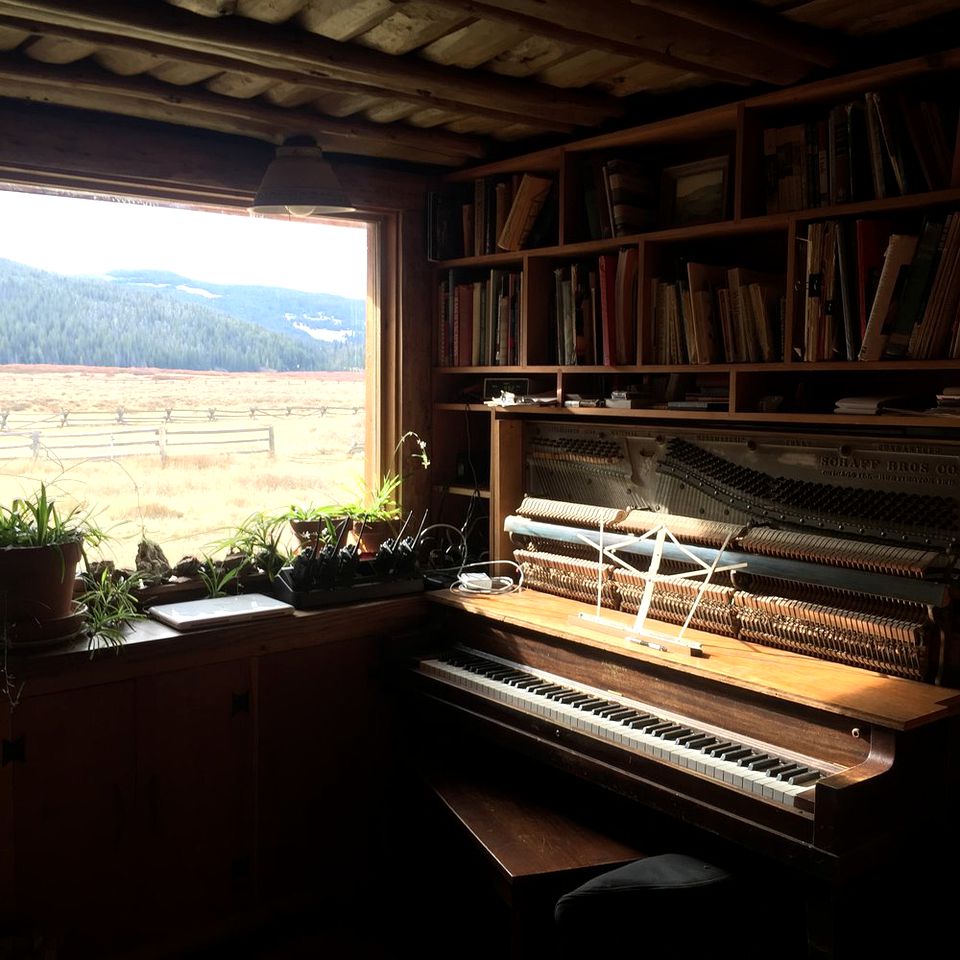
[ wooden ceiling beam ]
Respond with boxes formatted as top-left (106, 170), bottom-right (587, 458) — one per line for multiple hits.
top-left (0, 12), bottom-right (577, 135)
top-left (0, 98), bottom-right (430, 211)
top-left (440, 0), bottom-right (820, 85)
top-left (630, 0), bottom-right (843, 69)
top-left (0, 58), bottom-right (478, 166)
top-left (0, 0), bottom-right (622, 127)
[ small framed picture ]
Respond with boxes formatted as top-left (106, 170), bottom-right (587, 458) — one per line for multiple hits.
top-left (483, 377), bottom-right (529, 399)
top-left (660, 156), bottom-right (729, 226)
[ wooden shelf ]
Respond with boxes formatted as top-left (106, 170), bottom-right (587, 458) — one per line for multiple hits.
top-left (429, 46), bottom-right (960, 563)
top-left (434, 402), bottom-right (492, 412)
top-left (437, 360), bottom-right (960, 375)
top-left (435, 483), bottom-right (491, 499)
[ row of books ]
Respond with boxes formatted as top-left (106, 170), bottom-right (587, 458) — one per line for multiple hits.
top-left (651, 263), bottom-right (785, 364)
top-left (426, 173), bottom-right (555, 261)
top-left (857, 212), bottom-right (960, 361)
top-left (436, 268), bottom-right (521, 367)
top-left (764, 91), bottom-right (958, 213)
top-left (800, 218), bottom-right (893, 361)
top-left (581, 156), bottom-right (658, 241)
top-left (550, 249), bottom-right (639, 366)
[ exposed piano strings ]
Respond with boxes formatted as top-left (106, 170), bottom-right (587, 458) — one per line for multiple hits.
top-left (506, 498), bottom-right (946, 681)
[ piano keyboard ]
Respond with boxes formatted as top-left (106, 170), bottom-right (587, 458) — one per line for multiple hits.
top-left (421, 647), bottom-right (843, 810)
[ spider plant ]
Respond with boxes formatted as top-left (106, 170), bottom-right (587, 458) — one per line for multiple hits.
top-left (78, 569), bottom-right (147, 654)
top-left (197, 555), bottom-right (248, 598)
top-left (0, 481), bottom-right (105, 550)
top-left (216, 510), bottom-right (291, 580)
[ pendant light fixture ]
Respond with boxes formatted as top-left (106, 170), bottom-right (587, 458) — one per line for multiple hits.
top-left (250, 135), bottom-right (354, 217)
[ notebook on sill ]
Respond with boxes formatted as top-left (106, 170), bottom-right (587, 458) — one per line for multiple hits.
top-left (149, 592), bottom-right (295, 631)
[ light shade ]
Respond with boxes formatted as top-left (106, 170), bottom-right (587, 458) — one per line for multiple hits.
top-left (250, 138), bottom-right (354, 217)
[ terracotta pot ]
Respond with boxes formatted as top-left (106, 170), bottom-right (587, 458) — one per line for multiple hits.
top-left (352, 518), bottom-right (399, 558)
top-left (0, 540), bottom-right (83, 644)
top-left (290, 517), bottom-right (398, 559)
top-left (290, 517), bottom-right (348, 549)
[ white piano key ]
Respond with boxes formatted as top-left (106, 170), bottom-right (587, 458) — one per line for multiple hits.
top-left (422, 649), bottom-right (835, 812)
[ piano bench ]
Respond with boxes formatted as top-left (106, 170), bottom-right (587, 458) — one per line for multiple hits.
top-left (423, 763), bottom-right (646, 958)
top-left (554, 853), bottom-right (736, 958)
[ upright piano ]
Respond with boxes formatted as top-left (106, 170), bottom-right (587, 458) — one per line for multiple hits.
top-left (409, 420), bottom-right (960, 957)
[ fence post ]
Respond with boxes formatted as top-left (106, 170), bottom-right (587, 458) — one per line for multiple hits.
top-left (267, 425), bottom-right (275, 456)
top-left (31, 431), bottom-right (40, 459)
top-left (158, 425), bottom-right (167, 462)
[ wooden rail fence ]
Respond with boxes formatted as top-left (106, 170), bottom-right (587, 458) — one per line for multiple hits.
top-left (0, 404), bottom-right (364, 431)
top-left (0, 425), bottom-right (276, 461)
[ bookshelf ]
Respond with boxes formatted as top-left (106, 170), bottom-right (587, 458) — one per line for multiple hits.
top-left (428, 46), bottom-right (960, 560)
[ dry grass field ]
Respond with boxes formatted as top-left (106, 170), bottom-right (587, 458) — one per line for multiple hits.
top-left (0, 364), bottom-right (367, 569)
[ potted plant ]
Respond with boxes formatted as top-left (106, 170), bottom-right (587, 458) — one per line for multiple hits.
top-left (216, 510), bottom-right (292, 583)
top-left (0, 482), bottom-right (104, 647)
top-left (78, 567), bottom-right (147, 652)
top-left (284, 431), bottom-right (429, 559)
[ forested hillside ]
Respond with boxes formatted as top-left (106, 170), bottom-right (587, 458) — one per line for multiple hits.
top-left (106, 269), bottom-right (365, 344)
top-left (0, 259), bottom-right (364, 371)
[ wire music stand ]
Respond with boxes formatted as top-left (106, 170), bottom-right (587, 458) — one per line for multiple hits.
top-left (570, 519), bottom-right (746, 657)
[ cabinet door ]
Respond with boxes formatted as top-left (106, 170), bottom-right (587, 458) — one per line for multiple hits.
top-left (257, 637), bottom-right (386, 902)
top-left (8, 682), bottom-right (137, 951)
top-left (134, 659), bottom-right (255, 930)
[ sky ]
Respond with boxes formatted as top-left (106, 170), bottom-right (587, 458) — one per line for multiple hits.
top-left (0, 188), bottom-right (368, 299)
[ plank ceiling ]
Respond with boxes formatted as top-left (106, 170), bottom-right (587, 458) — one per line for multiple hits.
top-left (0, 0), bottom-right (959, 170)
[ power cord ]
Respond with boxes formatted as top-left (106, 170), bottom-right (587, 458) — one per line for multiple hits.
top-left (449, 560), bottom-right (524, 596)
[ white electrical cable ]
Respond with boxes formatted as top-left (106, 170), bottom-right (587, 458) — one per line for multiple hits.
top-left (414, 523), bottom-right (523, 595)
top-left (449, 559), bottom-right (524, 596)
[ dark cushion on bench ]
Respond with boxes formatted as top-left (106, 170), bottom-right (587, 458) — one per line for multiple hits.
top-left (555, 853), bottom-right (735, 957)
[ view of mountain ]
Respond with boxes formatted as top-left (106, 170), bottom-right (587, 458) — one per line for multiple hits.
top-left (0, 259), bottom-right (365, 372)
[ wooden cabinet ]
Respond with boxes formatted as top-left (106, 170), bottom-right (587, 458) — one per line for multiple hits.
top-left (1, 662), bottom-right (254, 953)
top-left (428, 48), bottom-right (960, 560)
top-left (0, 599), bottom-right (426, 955)
top-left (257, 636), bottom-right (387, 906)
top-left (3, 682), bottom-right (137, 955)
top-left (134, 659), bottom-right (256, 932)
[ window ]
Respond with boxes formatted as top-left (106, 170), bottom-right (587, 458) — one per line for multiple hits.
top-left (0, 186), bottom-right (377, 571)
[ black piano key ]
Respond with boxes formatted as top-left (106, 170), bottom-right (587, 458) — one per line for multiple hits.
top-left (631, 716), bottom-right (666, 730)
top-left (595, 704), bottom-right (628, 717)
top-left (722, 748), bottom-right (754, 763)
top-left (661, 727), bottom-right (694, 741)
top-left (686, 736), bottom-right (718, 750)
top-left (788, 770), bottom-right (821, 785)
top-left (577, 698), bottom-right (611, 710)
top-left (639, 721), bottom-right (676, 734)
top-left (714, 744), bottom-right (747, 759)
top-left (558, 693), bottom-right (592, 705)
top-left (769, 763), bottom-right (804, 780)
top-left (514, 677), bottom-right (546, 689)
top-left (703, 741), bottom-right (735, 756)
top-left (652, 724), bottom-right (686, 738)
top-left (736, 752), bottom-right (763, 766)
top-left (747, 756), bottom-right (780, 771)
top-left (605, 709), bottom-right (637, 722)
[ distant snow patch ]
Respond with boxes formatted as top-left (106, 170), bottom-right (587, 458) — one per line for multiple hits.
top-left (176, 284), bottom-right (221, 299)
top-left (292, 322), bottom-right (350, 343)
